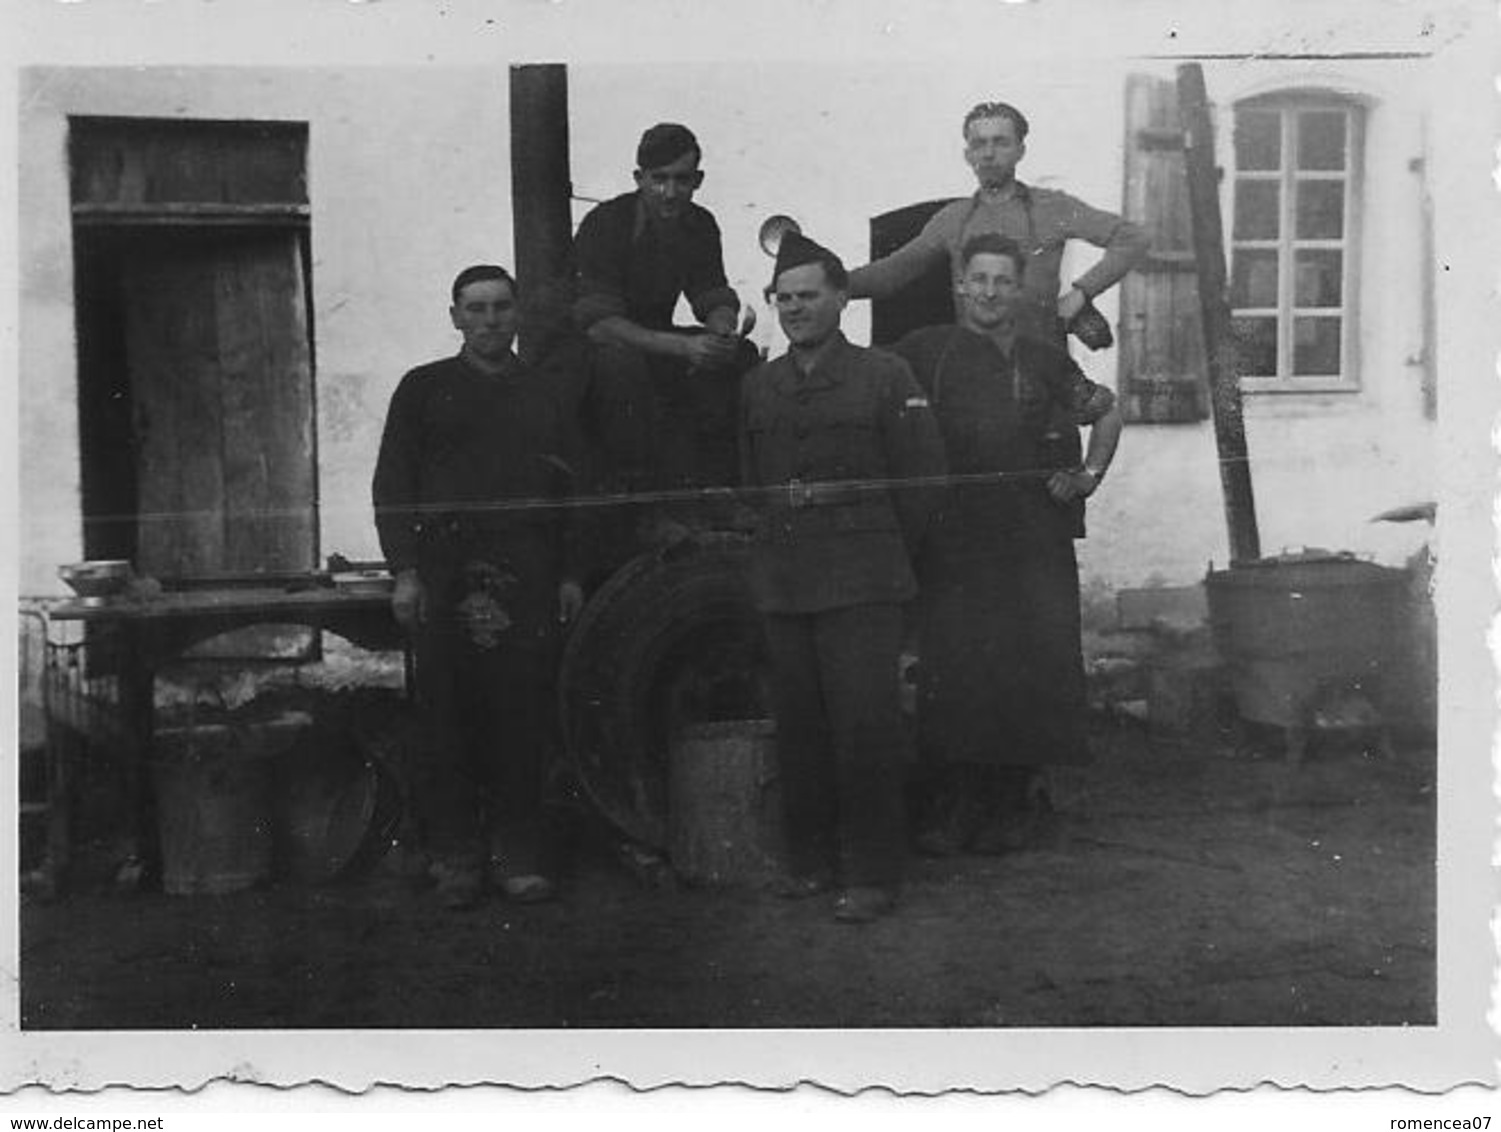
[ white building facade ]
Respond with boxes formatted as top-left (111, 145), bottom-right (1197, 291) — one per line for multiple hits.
top-left (18, 54), bottom-right (1447, 612)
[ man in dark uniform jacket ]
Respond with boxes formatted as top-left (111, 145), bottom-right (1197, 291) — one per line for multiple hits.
top-left (373, 265), bottom-right (586, 909)
top-left (739, 232), bottom-right (945, 923)
top-left (572, 122), bottom-right (757, 556)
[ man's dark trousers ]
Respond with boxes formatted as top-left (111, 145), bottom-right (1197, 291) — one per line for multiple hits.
top-left (760, 603), bottom-right (908, 887)
top-left (413, 550), bottom-right (561, 872)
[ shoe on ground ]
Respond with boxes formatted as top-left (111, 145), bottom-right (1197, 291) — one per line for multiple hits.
top-left (914, 784), bottom-right (988, 857)
top-left (773, 871), bottom-right (835, 900)
top-left (488, 834), bottom-right (555, 902)
top-left (971, 783), bottom-right (1056, 855)
top-left (498, 873), bottom-right (557, 904)
top-left (430, 859), bottom-right (485, 910)
top-left (969, 811), bottom-right (1025, 855)
top-left (832, 885), bottom-right (895, 924)
top-left (912, 824), bottom-right (965, 858)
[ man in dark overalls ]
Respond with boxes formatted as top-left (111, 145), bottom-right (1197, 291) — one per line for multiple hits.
top-left (739, 233), bottom-right (946, 923)
top-left (373, 265), bottom-right (586, 909)
top-left (572, 122), bottom-right (757, 562)
top-left (847, 100), bottom-right (1147, 535)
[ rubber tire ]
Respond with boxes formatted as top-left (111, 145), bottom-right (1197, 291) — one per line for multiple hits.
top-left (560, 531), bottom-right (765, 848)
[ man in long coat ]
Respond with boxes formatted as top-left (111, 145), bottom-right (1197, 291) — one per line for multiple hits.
top-left (892, 233), bottom-right (1122, 854)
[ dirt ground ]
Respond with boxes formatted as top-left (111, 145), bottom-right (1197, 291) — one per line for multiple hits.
top-left (21, 716), bottom-right (1434, 1030)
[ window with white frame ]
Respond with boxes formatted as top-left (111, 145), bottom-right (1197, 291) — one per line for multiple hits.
top-left (1229, 94), bottom-right (1364, 389)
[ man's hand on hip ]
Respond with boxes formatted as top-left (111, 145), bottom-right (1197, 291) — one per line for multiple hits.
top-left (1047, 467), bottom-right (1101, 503)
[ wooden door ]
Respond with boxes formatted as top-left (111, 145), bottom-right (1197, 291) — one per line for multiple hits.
top-left (121, 229), bottom-right (315, 579)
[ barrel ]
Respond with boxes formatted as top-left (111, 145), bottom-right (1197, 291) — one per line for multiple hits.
top-left (668, 718), bottom-right (784, 886)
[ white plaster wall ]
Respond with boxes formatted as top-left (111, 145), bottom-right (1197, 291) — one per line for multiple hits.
top-left (303, 68), bottom-right (513, 567)
top-left (19, 66), bottom-right (513, 593)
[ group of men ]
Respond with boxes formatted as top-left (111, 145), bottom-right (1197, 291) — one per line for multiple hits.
top-left (372, 103), bottom-right (1146, 918)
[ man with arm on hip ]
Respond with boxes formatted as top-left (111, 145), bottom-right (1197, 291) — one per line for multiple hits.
top-left (891, 233), bottom-right (1123, 854)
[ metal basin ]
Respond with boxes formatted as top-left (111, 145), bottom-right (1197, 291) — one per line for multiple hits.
top-left (1206, 550), bottom-right (1406, 730)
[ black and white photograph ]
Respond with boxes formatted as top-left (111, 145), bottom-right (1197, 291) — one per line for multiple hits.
top-left (4, 0), bottom-right (1496, 1104)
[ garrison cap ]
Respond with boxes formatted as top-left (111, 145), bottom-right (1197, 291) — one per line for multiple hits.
top-left (770, 230), bottom-right (845, 290)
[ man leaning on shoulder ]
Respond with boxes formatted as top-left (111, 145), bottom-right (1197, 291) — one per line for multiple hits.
top-left (848, 100), bottom-right (1148, 344)
top-left (848, 101), bottom-right (1145, 536)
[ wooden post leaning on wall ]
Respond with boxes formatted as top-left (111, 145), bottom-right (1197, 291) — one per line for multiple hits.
top-left (1176, 62), bottom-right (1261, 565)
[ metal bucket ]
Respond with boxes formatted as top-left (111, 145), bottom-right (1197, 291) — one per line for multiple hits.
top-left (668, 718), bottom-right (784, 887)
top-left (152, 712), bottom-right (308, 896)
top-left (1205, 551), bottom-right (1406, 729)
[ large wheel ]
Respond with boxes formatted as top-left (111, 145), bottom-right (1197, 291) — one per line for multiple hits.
top-left (560, 532), bottom-right (766, 848)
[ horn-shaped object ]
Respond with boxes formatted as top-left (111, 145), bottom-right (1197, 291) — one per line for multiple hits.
top-left (1370, 501), bottom-right (1436, 524)
top-left (758, 214), bottom-right (802, 257)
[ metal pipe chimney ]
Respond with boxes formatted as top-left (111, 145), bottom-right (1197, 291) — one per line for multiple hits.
top-left (509, 64), bottom-right (574, 361)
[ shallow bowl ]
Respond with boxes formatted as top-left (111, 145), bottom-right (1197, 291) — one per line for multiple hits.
top-left (59, 560), bottom-right (134, 599)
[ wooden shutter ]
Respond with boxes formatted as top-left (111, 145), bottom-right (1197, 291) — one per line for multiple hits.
top-left (1118, 74), bottom-right (1210, 422)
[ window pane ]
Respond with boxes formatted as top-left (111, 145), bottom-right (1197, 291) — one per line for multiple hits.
top-left (1233, 180), bottom-right (1279, 239)
top-left (1293, 249), bottom-right (1342, 307)
top-left (1231, 249), bottom-right (1278, 308)
top-left (1234, 110), bottom-right (1281, 171)
top-left (1295, 180), bottom-right (1344, 239)
top-left (1233, 316), bottom-right (1279, 376)
top-left (1297, 110), bottom-right (1346, 171)
top-left (1292, 316), bottom-right (1342, 375)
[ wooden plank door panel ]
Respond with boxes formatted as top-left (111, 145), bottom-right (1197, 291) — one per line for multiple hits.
top-left (120, 229), bottom-right (316, 659)
top-left (123, 240), bottom-right (229, 577)
top-left (122, 230), bottom-right (314, 579)
top-left (215, 233), bottom-right (315, 573)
